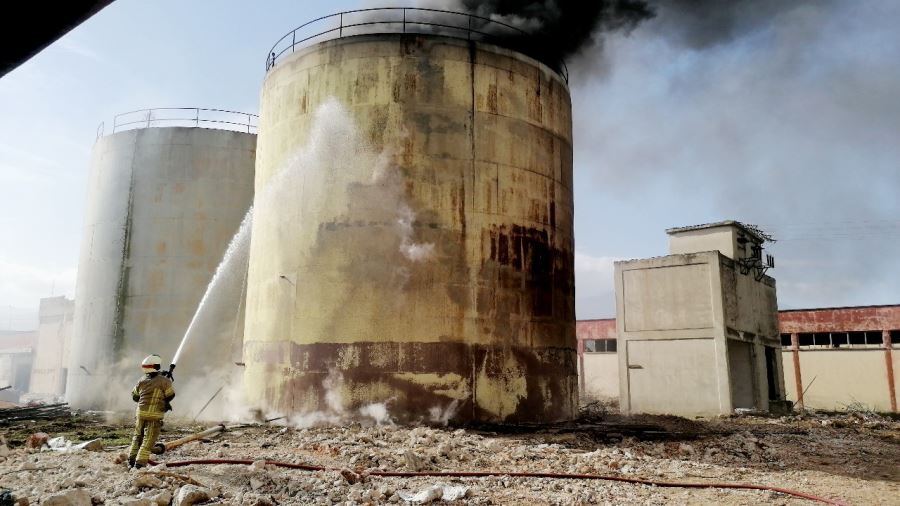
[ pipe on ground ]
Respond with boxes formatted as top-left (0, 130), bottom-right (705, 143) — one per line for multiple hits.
top-left (148, 458), bottom-right (848, 505)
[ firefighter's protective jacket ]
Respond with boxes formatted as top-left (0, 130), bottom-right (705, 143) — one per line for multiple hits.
top-left (131, 373), bottom-right (175, 420)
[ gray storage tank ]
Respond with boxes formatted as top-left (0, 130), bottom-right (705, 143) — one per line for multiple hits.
top-left (67, 109), bottom-right (257, 409)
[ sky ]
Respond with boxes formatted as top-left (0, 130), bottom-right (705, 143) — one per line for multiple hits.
top-left (0, 0), bottom-right (898, 329)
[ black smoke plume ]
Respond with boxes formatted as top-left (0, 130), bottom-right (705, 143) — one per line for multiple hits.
top-left (461, 0), bottom-right (653, 63)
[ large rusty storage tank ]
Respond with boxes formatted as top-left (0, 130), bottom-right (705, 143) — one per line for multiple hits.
top-left (67, 109), bottom-right (257, 408)
top-left (244, 10), bottom-right (575, 423)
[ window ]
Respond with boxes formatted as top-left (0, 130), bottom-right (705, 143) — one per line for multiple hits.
top-left (831, 332), bottom-right (848, 348)
top-left (780, 333), bottom-right (792, 347)
top-left (789, 330), bottom-right (886, 349)
top-left (583, 339), bottom-right (617, 353)
top-left (848, 331), bottom-right (866, 345)
top-left (865, 331), bottom-right (884, 345)
top-left (813, 332), bottom-right (830, 346)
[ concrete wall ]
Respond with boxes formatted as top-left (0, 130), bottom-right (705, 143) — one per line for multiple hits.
top-left (582, 353), bottom-right (619, 400)
top-left (244, 34), bottom-right (575, 423)
top-left (578, 309), bottom-right (899, 413)
top-left (782, 349), bottom-right (894, 412)
top-left (68, 127), bottom-right (256, 408)
top-left (625, 338), bottom-right (722, 415)
top-left (615, 246), bottom-right (782, 417)
top-left (722, 259), bottom-right (779, 341)
top-left (669, 226), bottom-right (740, 260)
top-left (29, 296), bottom-right (74, 396)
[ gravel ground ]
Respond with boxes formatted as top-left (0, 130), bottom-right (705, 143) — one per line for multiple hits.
top-left (0, 409), bottom-right (897, 505)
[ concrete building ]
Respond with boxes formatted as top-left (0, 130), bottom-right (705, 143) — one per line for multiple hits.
top-left (577, 319), bottom-right (618, 401)
top-left (615, 221), bottom-right (785, 416)
top-left (68, 109), bottom-right (257, 409)
top-left (578, 304), bottom-right (900, 414)
top-left (780, 304), bottom-right (899, 412)
top-left (0, 330), bottom-right (36, 402)
top-left (244, 12), bottom-right (576, 423)
top-left (29, 296), bottom-right (75, 398)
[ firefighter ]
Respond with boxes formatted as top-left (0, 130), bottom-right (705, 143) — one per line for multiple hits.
top-left (127, 354), bottom-right (175, 468)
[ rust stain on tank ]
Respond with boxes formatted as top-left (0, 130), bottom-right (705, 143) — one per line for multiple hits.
top-left (155, 241), bottom-right (167, 255)
top-left (487, 84), bottom-right (498, 114)
top-left (245, 340), bottom-right (575, 423)
top-left (247, 34), bottom-right (574, 424)
top-left (187, 237), bottom-right (205, 256)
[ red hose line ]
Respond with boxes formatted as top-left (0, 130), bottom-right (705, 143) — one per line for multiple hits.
top-left (149, 458), bottom-right (849, 505)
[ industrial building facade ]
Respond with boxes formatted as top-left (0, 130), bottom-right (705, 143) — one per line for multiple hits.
top-left (579, 304), bottom-right (900, 413)
top-left (614, 222), bottom-right (784, 417)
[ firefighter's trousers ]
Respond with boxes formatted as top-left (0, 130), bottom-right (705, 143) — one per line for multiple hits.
top-left (128, 417), bottom-right (162, 465)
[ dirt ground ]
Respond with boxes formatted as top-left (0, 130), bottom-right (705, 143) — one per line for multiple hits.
top-left (0, 406), bottom-right (898, 505)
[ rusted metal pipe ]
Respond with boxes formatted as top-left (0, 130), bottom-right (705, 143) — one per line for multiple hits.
top-left (884, 330), bottom-right (897, 412)
top-left (791, 333), bottom-right (804, 409)
top-left (150, 458), bottom-right (849, 505)
top-left (151, 424), bottom-right (226, 455)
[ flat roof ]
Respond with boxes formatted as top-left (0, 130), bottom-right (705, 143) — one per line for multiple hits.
top-left (780, 303), bottom-right (900, 313)
top-left (666, 220), bottom-right (774, 242)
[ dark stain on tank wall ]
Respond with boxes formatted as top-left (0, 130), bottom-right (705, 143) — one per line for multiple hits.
top-left (245, 339), bottom-right (576, 424)
top-left (480, 223), bottom-right (575, 347)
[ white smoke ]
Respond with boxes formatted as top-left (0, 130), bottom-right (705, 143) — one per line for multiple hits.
top-left (428, 399), bottom-right (461, 426)
top-left (397, 205), bottom-right (436, 262)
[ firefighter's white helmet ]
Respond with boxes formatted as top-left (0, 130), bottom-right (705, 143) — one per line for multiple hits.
top-left (141, 354), bottom-right (162, 370)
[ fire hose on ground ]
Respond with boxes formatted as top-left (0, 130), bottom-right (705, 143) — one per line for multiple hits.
top-left (145, 427), bottom-right (848, 506)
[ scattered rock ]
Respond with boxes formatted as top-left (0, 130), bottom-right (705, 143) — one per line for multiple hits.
top-left (339, 469), bottom-right (361, 484)
top-left (144, 490), bottom-right (172, 506)
top-left (26, 433), bottom-right (49, 449)
top-left (120, 500), bottom-right (153, 506)
top-left (397, 484), bottom-right (469, 504)
top-left (133, 474), bottom-right (164, 489)
top-left (173, 485), bottom-right (210, 506)
top-left (75, 440), bottom-right (104, 452)
top-left (403, 450), bottom-right (425, 472)
top-left (42, 489), bottom-right (92, 506)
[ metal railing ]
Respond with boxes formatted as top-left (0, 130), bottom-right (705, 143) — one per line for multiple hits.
top-left (265, 8), bottom-right (568, 82)
top-left (98, 108), bottom-right (259, 138)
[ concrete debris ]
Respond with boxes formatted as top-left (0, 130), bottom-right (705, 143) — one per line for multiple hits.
top-left (0, 411), bottom-right (896, 505)
top-left (119, 500), bottom-right (153, 506)
top-left (173, 485), bottom-right (212, 506)
top-left (41, 489), bottom-right (91, 506)
top-left (145, 490), bottom-right (172, 506)
top-left (398, 484), bottom-right (470, 503)
top-left (25, 433), bottom-right (48, 449)
top-left (44, 437), bottom-right (103, 453)
top-left (403, 450), bottom-right (426, 472)
top-left (75, 440), bottom-right (103, 452)
top-left (132, 473), bottom-right (164, 489)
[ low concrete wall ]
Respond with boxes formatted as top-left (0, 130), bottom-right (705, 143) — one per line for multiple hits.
top-left (582, 353), bottom-right (619, 400)
top-left (782, 349), bottom-right (895, 412)
top-left (580, 349), bottom-right (899, 412)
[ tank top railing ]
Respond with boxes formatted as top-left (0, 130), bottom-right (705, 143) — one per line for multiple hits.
top-left (265, 8), bottom-right (568, 83)
top-left (97, 108), bottom-right (259, 137)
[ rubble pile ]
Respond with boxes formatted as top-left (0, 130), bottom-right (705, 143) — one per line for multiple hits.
top-left (0, 411), bottom-right (897, 505)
